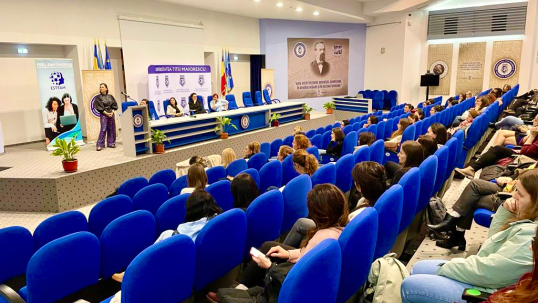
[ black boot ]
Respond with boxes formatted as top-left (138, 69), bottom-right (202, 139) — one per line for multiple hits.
top-left (427, 214), bottom-right (458, 232)
top-left (436, 230), bottom-right (466, 251)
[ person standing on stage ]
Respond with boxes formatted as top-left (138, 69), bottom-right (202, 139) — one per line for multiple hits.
top-left (189, 93), bottom-right (205, 115)
top-left (95, 83), bottom-right (118, 151)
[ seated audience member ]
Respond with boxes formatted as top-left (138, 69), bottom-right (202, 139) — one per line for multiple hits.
top-left (448, 109), bottom-right (478, 136)
top-left (321, 128), bottom-right (345, 158)
top-left (293, 126), bottom-right (305, 136)
top-left (166, 97), bottom-right (184, 117)
top-left (140, 98), bottom-right (158, 121)
top-left (277, 146), bottom-right (294, 162)
top-left (292, 134), bottom-right (311, 150)
top-left (210, 93), bottom-right (229, 112)
top-left (452, 97), bottom-right (487, 127)
top-left (492, 88), bottom-right (503, 99)
top-left (426, 123), bottom-right (448, 146)
top-left (458, 92), bottom-right (466, 102)
top-left (502, 84), bottom-right (512, 95)
top-left (363, 115), bottom-right (379, 128)
top-left (189, 155), bottom-right (208, 168)
top-left (401, 170), bottom-right (538, 303)
top-left (355, 132), bottom-right (376, 151)
top-left (244, 141), bottom-right (260, 160)
top-left (404, 104), bottom-right (414, 113)
top-left (429, 105), bottom-right (443, 116)
top-left (181, 163), bottom-right (208, 194)
top-left (415, 108), bottom-right (425, 121)
top-left (221, 148), bottom-right (237, 169)
top-left (421, 99), bottom-right (433, 107)
top-left (417, 135), bottom-right (438, 159)
top-left (384, 141), bottom-right (424, 186)
top-left (188, 93), bottom-right (205, 114)
top-left (231, 173), bottom-right (260, 210)
top-left (492, 115), bottom-right (538, 147)
top-left (208, 184), bottom-right (348, 302)
top-left (292, 149), bottom-right (318, 177)
top-left (446, 97), bottom-right (458, 108)
top-left (486, 92), bottom-right (497, 105)
top-left (385, 118), bottom-right (411, 151)
top-left (466, 90), bottom-right (473, 99)
top-left (342, 119), bottom-right (350, 127)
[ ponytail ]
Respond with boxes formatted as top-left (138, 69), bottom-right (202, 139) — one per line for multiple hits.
top-left (292, 150), bottom-right (319, 176)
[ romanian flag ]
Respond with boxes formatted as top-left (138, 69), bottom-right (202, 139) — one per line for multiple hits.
top-left (97, 39), bottom-right (103, 70)
top-left (93, 38), bottom-right (99, 70)
top-left (105, 40), bottom-right (111, 70)
top-left (226, 48), bottom-right (234, 92)
top-left (221, 49), bottom-right (227, 96)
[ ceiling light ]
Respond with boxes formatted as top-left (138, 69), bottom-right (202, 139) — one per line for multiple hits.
top-left (313, 11), bottom-right (319, 15)
top-left (254, 0), bottom-right (261, 2)
top-left (234, 55), bottom-right (238, 61)
top-left (276, 2), bottom-right (283, 7)
top-left (296, 7), bottom-right (302, 12)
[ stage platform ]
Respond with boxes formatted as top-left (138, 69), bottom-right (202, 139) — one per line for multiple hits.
top-left (0, 112), bottom-right (335, 213)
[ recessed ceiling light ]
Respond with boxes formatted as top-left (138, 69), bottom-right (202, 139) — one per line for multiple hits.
top-left (296, 7), bottom-right (303, 12)
top-left (276, 2), bottom-right (283, 7)
top-left (234, 55), bottom-right (238, 61)
top-left (313, 11), bottom-right (319, 15)
top-left (254, 0), bottom-right (261, 2)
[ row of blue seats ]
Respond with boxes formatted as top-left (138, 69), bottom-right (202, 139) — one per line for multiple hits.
top-left (358, 89), bottom-right (398, 110)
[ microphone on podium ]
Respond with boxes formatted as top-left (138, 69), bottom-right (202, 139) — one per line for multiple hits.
top-left (121, 92), bottom-right (130, 98)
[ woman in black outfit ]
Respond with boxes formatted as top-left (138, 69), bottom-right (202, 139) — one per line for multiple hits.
top-left (56, 93), bottom-right (79, 133)
top-left (325, 128), bottom-right (345, 157)
top-left (384, 141), bottom-right (424, 186)
top-left (95, 83), bottom-right (118, 151)
top-left (188, 93), bottom-right (205, 114)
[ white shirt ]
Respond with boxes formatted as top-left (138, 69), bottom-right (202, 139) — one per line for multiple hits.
top-left (42, 108), bottom-right (57, 128)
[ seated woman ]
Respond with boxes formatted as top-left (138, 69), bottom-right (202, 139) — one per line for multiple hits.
top-left (401, 170), bottom-right (538, 303)
top-left (292, 149), bottom-right (318, 177)
top-left (221, 148), bottom-right (236, 169)
top-left (210, 93), bottom-right (229, 112)
top-left (293, 126), bottom-right (305, 136)
top-left (384, 141), bottom-right (424, 186)
top-left (502, 84), bottom-right (512, 95)
top-left (426, 123), bottom-right (448, 146)
top-left (188, 93), bottom-right (205, 114)
top-left (231, 173), bottom-right (260, 210)
top-left (243, 141), bottom-right (260, 160)
top-left (452, 97), bottom-right (487, 127)
top-left (209, 184), bottom-right (348, 302)
top-left (404, 104), bottom-right (414, 113)
top-left (277, 146), bottom-right (294, 162)
top-left (417, 135), bottom-right (438, 159)
top-left (385, 118), bottom-right (411, 151)
top-left (292, 134), bottom-right (311, 151)
top-left (321, 128), bottom-right (345, 157)
top-left (492, 114), bottom-right (538, 146)
top-left (189, 155), bottom-right (208, 168)
top-left (466, 90), bottom-right (473, 99)
top-left (446, 98), bottom-right (459, 108)
top-left (355, 132), bottom-right (376, 152)
top-left (458, 92), bottom-right (467, 102)
top-left (363, 115), bottom-right (379, 128)
top-left (421, 99), bottom-right (433, 107)
top-left (430, 105), bottom-right (443, 116)
top-left (166, 97), bottom-right (183, 117)
top-left (448, 109), bottom-right (478, 136)
top-left (415, 108), bottom-right (425, 121)
top-left (181, 163), bottom-right (208, 194)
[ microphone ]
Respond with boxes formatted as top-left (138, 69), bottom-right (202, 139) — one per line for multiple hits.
top-left (121, 92), bottom-right (130, 98)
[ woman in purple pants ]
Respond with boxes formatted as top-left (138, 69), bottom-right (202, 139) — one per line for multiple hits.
top-left (95, 83), bottom-right (118, 151)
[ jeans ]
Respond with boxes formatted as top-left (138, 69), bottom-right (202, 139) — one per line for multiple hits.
top-left (495, 116), bottom-right (523, 130)
top-left (97, 113), bottom-right (116, 148)
top-left (451, 179), bottom-right (501, 229)
top-left (283, 218), bottom-right (315, 248)
top-left (401, 260), bottom-right (474, 303)
top-left (469, 146), bottom-right (514, 171)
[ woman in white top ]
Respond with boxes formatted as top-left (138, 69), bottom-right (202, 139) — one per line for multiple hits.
top-left (166, 97), bottom-right (184, 118)
top-left (385, 118), bottom-right (411, 151)
top-left (210, 93), bottom-right (229, 112)
top-left (180, 163), bottom-right (208, 195)
top-left (42, 97), bottom-right (60, 145)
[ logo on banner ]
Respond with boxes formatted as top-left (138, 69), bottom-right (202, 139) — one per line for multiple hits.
top-left (180, 75), bottom-right (186, 87)
top-left (156, 76), bottom-right (160, 88)
top-left (198, 75), bottom-right (205, 86)
top-left (181, 97), bottom-right (187, 108)
top-left (294, 42), bottom-right (306, 58)
top-left (494, 59), bottom-right (516, 79)
top-left (264, 84), bottom-right (273, 98)
top-left (240, 115), bottom-right (250, 129)
top-left (157, 100), bottom-right (161, 113)
top-left (333, 44), bottom-right (343, 58)
top-left (430, 61), bottom-right (449, 79)
top-left (165, 75), bottom-right (169, 88)
top-left (49, 71), bottom-right (66, 90)
top-left (133, 114), bottom-right (143, 127)
top-left (90, 94), bottom-right (101, 118)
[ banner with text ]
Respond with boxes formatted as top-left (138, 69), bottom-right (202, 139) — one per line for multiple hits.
top-left (456, 42), bottom-right (486, 96)
top-left (428, 44), bottom-right (453, 96)
top-left (489, 40), bottom-right (522, 89)
top-left (81, 70), bottom-right (116, 142)
top-left (148, 65), bottom-right (212, 116)
top-left (35, 59), bottom-right (83, 151)
top-left (261, 69), bottom-right (275, 100)
top-left (287, 38), bottom-right (349, 99)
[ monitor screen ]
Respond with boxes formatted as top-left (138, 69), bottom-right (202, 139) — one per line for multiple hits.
top-left (420, 74), bottom-right (440, 87)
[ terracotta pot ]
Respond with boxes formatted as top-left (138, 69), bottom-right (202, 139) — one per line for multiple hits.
top-left (304, 113), bottom-right (311, 120)
top-left (62, 159), bottom-right (78, 173)
top-left (272, 121), bottom-right (280, 127)
top-left (155, 144), bottom-right (165, 154)
top-left (326, 109), bottom-right (334, 114)
top-left (220, 133), bottom-right (229, 139)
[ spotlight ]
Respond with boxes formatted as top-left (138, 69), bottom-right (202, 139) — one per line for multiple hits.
top-left (276, 2), bottom-right (283, 7)
top-left (296, 7), bottom-right (302, 12)
top-left (313, 11), bottom-right (319, 15)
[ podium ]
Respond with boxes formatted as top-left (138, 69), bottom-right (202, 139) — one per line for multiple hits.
top-left (121, 105), bottom-right (152, 157)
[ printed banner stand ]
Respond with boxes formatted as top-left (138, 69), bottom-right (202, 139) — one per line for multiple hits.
top-left (35, 59), bottom-right (84, 151)
top-left (81, 70), bottom-right (116, 143)
top-left (261, 69), bottom-right (275, 100)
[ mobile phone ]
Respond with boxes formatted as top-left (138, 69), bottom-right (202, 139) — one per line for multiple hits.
top-left (250, 247), bottom-right (264, 258)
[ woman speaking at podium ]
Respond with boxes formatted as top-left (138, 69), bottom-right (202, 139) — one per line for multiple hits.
top-left (95, 83), bottom-right (118, 151)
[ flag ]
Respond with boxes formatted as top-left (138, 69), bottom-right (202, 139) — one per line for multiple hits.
top-left (97, 39), bottom-right (103, 70)
top-left (220, 49), bottom-right (227, 96)
top-left (224, 48), bottom-right (230, 92)
top-left (227, 48), bottom-right (235, 92)
top-left (93, 38), bottom-right (99, 70)
top-left (105, 40), bottom-right (112, 70)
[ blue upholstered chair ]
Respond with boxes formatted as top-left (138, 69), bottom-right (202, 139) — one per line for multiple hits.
top-left (0, 226), bottom-right (33, 300)
top-left (283, 135), bottom-right (294, 147)
top-left (147, 101), bottom-right (160, 120)
top-left (353, 122), bottom-right (362, 132)
top-left (206, 96), bottom-right (215, 113)
top-left (416, 156), bottom-right (438, 213)
top-left (227, 159), bottom-right (248, 177)
top-left (260, 142), bottom-right (271, 159)
top-left (369, 139), bottom-right (385, 164)
top-left (206, 180), bottom-right (234, 211)
top-left (433, 145), bottom-right (449, 195)
top-left (335, 154), bottom-right (354, 193)
top-left (397, 168), bottom-right (420, 234)
top-left (132, 183), bottom-right (169, 216)
top-left (354, 146), bottom-right (370, 164)
top-left (316, 127), bottom-right (325, 135)
top-left (343, 125), bottom-right (353, 135)
top-left (118, 177), bottom-right (148, 199)
top-left (206, 166), bottom-right (226, 185)
top-left (33, 211), bottom-right (88, 251)
top-left (311, 134), bottom-right (323, 150)
top-left (376, 121), bottom-right (386, 142)
top-left (194, 209), bottom-right (247, 291)
top-left (322, 131), bottom-right (332, 149)
top-left (311, 163), bottom-right (336, 187)
top-left (342, 131), bottom-right (358, 156)
top-left (169, 175), bottom-right (188, 197)
top-left (100, 210), bottom-right (156, 279)
top-left (88, 195), bottom-right (132, 239)
top-left (373, 185), bottom-right (403, 259)
top-left (155, 194), bottom-right (189, 235)
top-left (444, 137), bottom-right (459, 182)
top-left (306, 146), bottom-right (319, 159)
top-left (225, 94), bottom-right (239, 110)
top-left (259, 160), bottom-right (282, 192)
top-left (281, 175), bottom-right (312, 234)
top-left (254, 91), bottom-right (264, 106)
top-left (270, 139), bottom-right (283, 158)
top-left (366, 124), bottom-right (377, 138)
top-left (149, 169), bottom-right (176, 190)
top-left (414, 120), bottom-right (424, 140)
top-left (452, 130), bottom-right (465, 169)
top-left (247, 153), bottom-right (268, 172)
top-left (474, 209), bottom-right (494, 228)
top-left (281, 154), bottom-right (299, 186)
top-left (121, 101), bottom-right (138, 113)
top-left (242, 92), bottom-right (254, 107)
top-left (384, 119), bottom-right (394, 140)
top-left (305, 129), bottom-right (316, 138)
top-left (263, 89), bottom-right (280, 104)
top-left (324, 124), bottom-right (333, 134)
top-left (238, 168), bottom-right (261, 190)
top-left (244, 190), bottom-right (284, 258)
top-left (372, 91), bottom-right (385, 110)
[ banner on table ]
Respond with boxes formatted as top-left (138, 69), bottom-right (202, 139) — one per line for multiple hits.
top-left (81, 70), bottom-right (116, 142)
top-left (148, 65), bottom-right (212, 117)
top-left (489, 40), bottom-right (522, 89)
top-left (428, 44), bottom-right (453, 96)
top-left (35, 59), bottom-right (83, 151)
top-left (287, 38), bottom-right (349, 99)
top-left (261, 69), bottom-right (275, 100)
top-left (456, 42), bottom-right (486, 96)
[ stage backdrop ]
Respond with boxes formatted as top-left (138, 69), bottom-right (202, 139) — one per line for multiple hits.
top-left (148, 65), bottom-right (212, 117)
top-left (456, 42), bottom-right (486, 96)
top-left (428, 44), bottom-right (453, 96)
top-left (287, 38), bottom-right (349, 99)
top-left (35, 59), bottom-right (83, 151)
top-left (489, 40), bottom-right (523, 89)
top-left (81, 70), bottom-right (116, 142)
top-left (261, 69), bottom-right (275, 99)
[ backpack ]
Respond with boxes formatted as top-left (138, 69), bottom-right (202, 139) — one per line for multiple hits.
top-left (426, 196), bottom-right (447, 226)
top-left (358, 253), bottom-right (409, 303)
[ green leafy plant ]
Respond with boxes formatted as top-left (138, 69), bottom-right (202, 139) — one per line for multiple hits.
top-left (323, 101), bottom-right (336, 110)
top-left (303, 104), bottom-right (313, 114)
top-left (51, 137), bottom-right (80, 161)
top-left (269, 113), bottom-right (282, 123)
top-left (214, 116), bottom-right (238, 134)
top-left (147, 129), bottom-right (170, 145)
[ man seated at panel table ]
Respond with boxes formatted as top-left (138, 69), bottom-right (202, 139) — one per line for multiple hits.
top-left (189, 93), bottom-right (206, 115)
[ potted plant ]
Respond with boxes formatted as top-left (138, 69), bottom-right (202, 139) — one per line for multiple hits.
top-left (51, 137), bottom-right (80, 173)
top-left (303, 104), bottom-right (313, 120)
top-left (214, 116), bottom-right (238, 139)
top-left (148, 129), bottom-right (170, 154)
top-left (323, 101), bottom-right (336, 114)
top-left (269, 113), bottom-right (282, 127)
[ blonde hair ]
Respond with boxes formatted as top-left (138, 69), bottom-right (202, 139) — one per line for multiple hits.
top-left (247, 141), bottom-right (260, 154)
top-left (278, 146), bottom-right (294, 160)
top-left (221, 148), bottom-right (236, 168)
top-left (391, 118), bottom-right (411, 139)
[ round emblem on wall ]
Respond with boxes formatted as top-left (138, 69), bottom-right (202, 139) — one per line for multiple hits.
top-left (294, 42), bottom-right (306, 58)
top-left (494, 59), bottom-right (516, 79)
top-left (264, 84), bottom-right (273, 98)
top-left (133, 114), bottom-right (144, 128)
top-left (430, 61), bottom-right (449, 79)
top-left (90, 94), bottom-right (101, 118)
top-left (240, 115), bottom-right (250, 129)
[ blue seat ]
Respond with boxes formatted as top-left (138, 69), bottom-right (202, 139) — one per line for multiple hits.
top-left (397, 168), bottom-right (420, 234)
top-left (279, 239), bottom-right (341, 303)
top-left (225, 94), bottom-right (239, 110)
top-left (372, 91), bottom-right (384, 110)
top-left (254, 91), bottom-right (264, 106)
top-left (416, 156), bottom-right (438, 213)
top-left (474, 209), bottom-right (494, 228)
top-left (333, 122), bottom-right (341, 128)
top-left (0, 226), bottom-right (33, 296)
top-left (206, 180), bottom-right (234, 211)
top-left (242, 92), bottom-right (254, 107)
top-left (444, 138), bottom-right (459, 182)
top-left (100, 210), bottom-right (156, 279)
top-left (353, 122), bottom-right (362, 132)
top-left (305, 129), bottom-right (316, 138)
top-left (282, 154), bottom-right (300, 186)
top-left (169, 175), bottom-right (188, 197)
top-left (244, 190), bottom-right (284, 258)
top-left (376, 121), bottom-right (386, 142)
top-left (316, 127), bottom-right (325, 135)
top-left (260, 142), bottom-right (271, 159)
top-left (281, 175), bottom-right (312, 234)
top-left (369, 139), bottom-right (384, 164)
top-left (342, 131), bottom-right (358, 156)
top-left (322, 131), bottom-right (332, 149)
top-left (452, 130), bottom-right (465, 168)
top-left (387, 90), bottom-right (397, 109)
top-left (149, 169), bottom-right (176, 190)
top-left (147, 101), bottom-right (160, 120)
top-left (335, 154), bottom-right (354, 193)
top-left (311, 163), bottom-right (336, 187)
top-left (247, 153), bottom-right (268, 172)
top-left (311, 134), bottom-right (323, 150)
top-left (118, 177), bottom-right (148, 199)
top-left (373, 185), bottom-right (403, 259)
top-left (194, 209), bottom-right (247, 291)
top-left (384, 124), bottom-right (416, 163)
top-left (133, 183), bottom-right (169, 215)
top-left (433, 145), bottom-right (449, 195)
top-left (121, 101), bottom-right (138, 113)
top-left (206, 96), bottom-right (215, 113)
top-left (239, 168), bottom-right (261, 190)
top-left (366, 124), bottom-right (377, 138)
top-left (343, 125), bottom-right (353, 135)
top-left (88, 195), bottom-right (132, 239)
top-left (354, 146), bottom-right (370, 164)
top-left (324, 124), bottom-right (333, 134)
top-left (384, 119), bottom-right (394, 140)
top-left (263, 89), bottom-right (280, 104)
top-left (306, 146), bottom-right (319, 159)
top-left (337, 208), bottom-right (378, 303)
top-left (33, 211), bottom-right (88, 251)
top-left (19, 232), bottom-right (100, 303)
top-left (227, 159), bottom-right (248, 177)
top-left (414, 120), bottom-right (424, 140)
top-left (206, 166), bottom-right (226, 185)
top-left (270, 139), bottom-right (283, 158)
top-left (259, 160), bottom-right (282, 192)
top-left (155, 194), bottom-right (189, 235)
top-left (283, 135), bottom-right (294, 147)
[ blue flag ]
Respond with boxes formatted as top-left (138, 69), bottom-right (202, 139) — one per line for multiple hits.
top-left (97, 39), bottom-right (103, 70)
top-left (105, 41), bottom-right (112, 70)
top-left (224, 49), bottom-right (230, 92)
top-left (227, 48), bottom-right (234, 91)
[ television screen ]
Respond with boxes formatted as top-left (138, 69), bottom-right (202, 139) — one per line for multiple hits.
top-left (420, 74), bottom-right (440, 87)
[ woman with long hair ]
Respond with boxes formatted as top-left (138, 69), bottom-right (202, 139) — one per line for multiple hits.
top-left (221, 148), bottom-right (236, 168)
top-left (452, 97), bottom-right (487, 127)
top-left (363, 115), bottom-right (379, 128)
top-left (426, 123), bottom-right (448, 146)
top-left (415, 108), bottom-right (425, 121)
top-left (56, 93), bottom-right (79, 133)
top-left (385, 118), bottom-right (411, 150)
top-left (231, 173), bottom-right (260, 210)
top-left (244, 141), bottom-right (260, 160)
top-left (166, 97), bottom-right (183, 117)
top-left (349, 161), bottom-right (388, 217)
top-left (95, 83), bottom-right (118, 151)
top-left (384, 141), bottom-right (424, 186)
top-left (188, 92), bottom-right (205, 114)
top-left (417, 135), bottom-right (438, 159)
top-left (323, 128), bottom-right (345, 157)
top-left (42, 97), bottom-right (60, 145)
top-left (292, 134), bottom-right (311, 150)
top-left (356, 132), bottom-right (376, 151)
top-left (181, 163), bottom-right (208, 194)
top-left (292, 149), bottom-right (319, 176)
